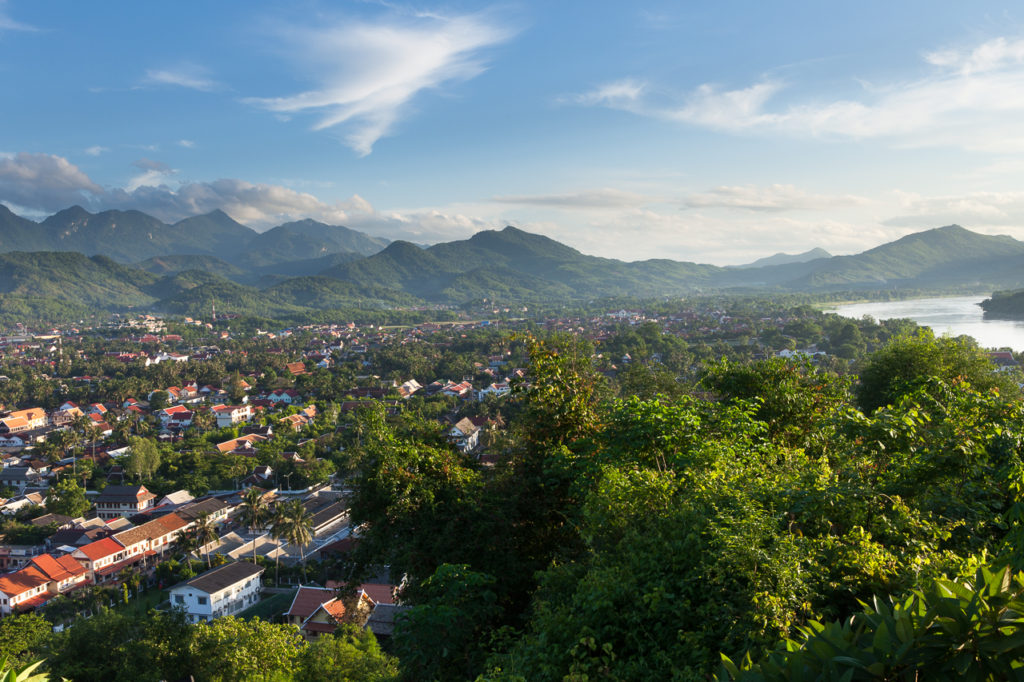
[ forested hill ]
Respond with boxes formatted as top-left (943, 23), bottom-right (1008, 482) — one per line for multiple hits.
top-left (980, 288), bottom-right (1024, 319)
top-left (0, 204), bottom-right (390, 265)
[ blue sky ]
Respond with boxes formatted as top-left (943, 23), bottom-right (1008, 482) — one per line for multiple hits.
top-left (3, 1), bottom-right (1024, 264)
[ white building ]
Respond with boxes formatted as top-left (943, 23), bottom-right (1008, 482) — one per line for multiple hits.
top-left (169, 561), bottom-right (264, 623)
top-left (212, 404), bottom-right (253, 429)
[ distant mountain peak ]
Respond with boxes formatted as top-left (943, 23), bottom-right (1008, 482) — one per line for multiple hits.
top-left (737, 247), bottom-right (831, 269)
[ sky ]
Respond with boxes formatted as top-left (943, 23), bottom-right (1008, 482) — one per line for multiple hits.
top-left (3, 1), bottom-right (1024, 265)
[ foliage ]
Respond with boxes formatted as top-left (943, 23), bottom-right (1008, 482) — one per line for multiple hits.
top-left (0, 616), bottom-right (50, 669)
top-left (294, 625), bottom-right (398, 682)
top-left (854, 329), bottom-right (1017, 413)
top-left (187, 617), bottom-right (305, 682)
top-left (721, 564), bottom-right (1024, 681)
top-left (44, 478), bottom-right (90, 518)
top-left (393, 564), bottom-right (501, 681)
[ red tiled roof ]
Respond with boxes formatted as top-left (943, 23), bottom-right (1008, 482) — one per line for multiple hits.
top-left (0, 566), bottom-right (49, 596)
top-left (360, 583), bottom-right (396, 606)
top-left (286, 586), bottom-right (335, 620)
top-left (30, 553), bottom-right (86, 582)
top-left (76, 536), bottom-right (123, 561)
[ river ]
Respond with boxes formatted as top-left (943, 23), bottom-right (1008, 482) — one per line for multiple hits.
top-left (826, 296), bottom-right (1024, 351)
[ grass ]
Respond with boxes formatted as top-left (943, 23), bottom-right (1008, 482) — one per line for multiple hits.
top-left (115, 587), bottom-right (167, 618)
top-left (238, 589), bottom-right (296, 621)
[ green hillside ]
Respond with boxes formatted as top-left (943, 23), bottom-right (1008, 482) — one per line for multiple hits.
top-left (0, 251), bottom-right (157, 308)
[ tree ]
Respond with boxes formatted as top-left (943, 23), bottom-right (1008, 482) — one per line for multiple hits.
top-left (269, 505), bottom-right (289, 586)
top-left (45, 478), bottom-right (90, 518)
top-left (855, 329), bottom-right (1018, 413)
top-left (148, 390), bottom-right (169, 411)
top-left (721, 564), bottom-right (1024, 681)
top-left (281, 499), bottom-right (314, 581)
top-left (188, 616), bottom-right (305, 682)
top-left (0, 614), bottom-right (51, 668)
top-left (125, 437), bottom-right (160, 481)
top-left (237, 487), bottom-right (268, 564)
top-left (393, 565), bottom-right (500, 681)
top-left (295, 625), bottom-right (398, 682)
top-left (187, 512), bottom-right (218, 568)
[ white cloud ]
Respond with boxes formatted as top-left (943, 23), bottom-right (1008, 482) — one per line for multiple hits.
top-left (492, 188), bottom-right (657, 209)
top-left (884, 189), bottom-right (1024, 228)
top-left (0, 153), bottom-right (102, 211)
top-left (684, 184), bottom-right (868, 212)
top-left (143, 66), bottom-right (218, 92)
top-left (246, 9), bottom-right (516, 155)
top-left (84, 145), bottom-right (109, 156)
top-left (125, 158), bottom-right (175, 192)
top-left (572, 35), bottom-right (1024, 151)
top-left (0, 1), bottom-right (35, 32)
top-left (177, 139), bottom-right (195, 149)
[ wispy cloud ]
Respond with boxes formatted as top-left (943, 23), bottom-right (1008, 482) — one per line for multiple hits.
top-left (0, 1), bottom-right (35, 32)
top-left (571, 36), bottom-right (1024, 151)
top-left (492, 188), bottom-right (658, 209)
top-left (143, 65), bottom-right (219, 92)
top-left (246, 9), bottom-right (516, 156)
top-left (84, 145), bottom-right (109, 157)
top-left (884, 189), bottom-right (1024, 227)
top-left (125, 158), bottom-right (175, 192)
top-left (177, 139), bottom-right (195, 149)
top-left (684, 184), bottom-right (868, 212)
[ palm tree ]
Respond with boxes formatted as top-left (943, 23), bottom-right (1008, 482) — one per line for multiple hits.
top-left (282, 499), bottom-right (314, 582)
top-left (269, 504), bottom-right (288, 586)
top-left (237, 487), bottom-right (268, 564)
top-left (190, 512), bottom-right (219, 569)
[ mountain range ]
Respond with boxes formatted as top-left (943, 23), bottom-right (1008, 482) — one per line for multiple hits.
top-left (1, 204), bottom-right (1023, 322)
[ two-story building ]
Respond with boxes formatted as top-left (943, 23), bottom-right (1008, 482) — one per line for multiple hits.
top-left (93, 485), bottom-right (157, 520)
top-left (169, 561), bottom-right (264, 623)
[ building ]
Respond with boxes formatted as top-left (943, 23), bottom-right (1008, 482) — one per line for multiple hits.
top-left (212, 404), bottom-right (253, 429)
top-left (169, 561), bottom-right (264, 623)
top-left (93, 485), bottom-right (157, 520)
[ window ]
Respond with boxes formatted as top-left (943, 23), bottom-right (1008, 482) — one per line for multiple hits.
top-left (197, 596), bottom-right (207, 605)
top-left (174, 595), bottom-right (184, 605)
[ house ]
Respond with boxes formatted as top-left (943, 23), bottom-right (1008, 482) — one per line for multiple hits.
top-left (268, 389), bottom-right (301, 405)
top-left (285, 585), bottom-right (336, 627)
top-left (168, 561), bottom-right (264, 623)
top-left (300, 599), bottom-right (348, 639)
top-left (0, 467), bottom-right (44, 494)
top-left (285, 362), bottom-right (307, 377)
top-left (93, 485), bottom-right (157, 520)
top-left (28, 553), bottom-right (89, 595)
top-left (71, 536), bottom-right (128, 583)
top-left (397, 379), bottom-right (422, 399)
top-left (477, 381), bottom-right (510, 400)
top-left (0, 565), bottom-right (51, 614)
top-left (216, 434), bottom-right (267, 454)
top-left (212, 404), bottom-right (253, 429)
top-left (0, 408), bottom-right (47, 434)
top-left (441, 380), bottom-right (473, 398)
top-left (157, 405), bottom-right (191, 425)
top-left (449, 417), bottom-right (481, 453)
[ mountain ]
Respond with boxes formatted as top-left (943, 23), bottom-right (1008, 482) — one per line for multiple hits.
top-left (0, 204), bottom-right (53, 252)
top-left (170, 210), bottom-right (255, 254)
top-left (135, 254), bottom-right (248, 281)
top-left (321, 226), bottom-right (721, 302)
top-left (235, 219), bottom-right (389, 267)
top-left (0, 251), bottom-right (158, 308)
top-left (0, 206), bottom-right (391, 268)
top-left (735, 248), bottom-right (831, 269)
top-left (712, 225), bottom-right (1024, 291)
